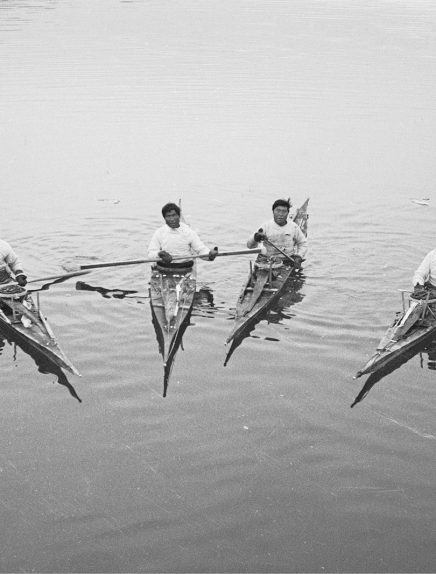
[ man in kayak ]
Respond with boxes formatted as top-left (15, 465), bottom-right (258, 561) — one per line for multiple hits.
top-left (148, 203), bottom-right (218, 269)
top-left (0, 240), bottom-right (27, 286)
top-left (247, 198), bottom-right (307, 268)
top-left (413, 248), bottom-right (436, 299)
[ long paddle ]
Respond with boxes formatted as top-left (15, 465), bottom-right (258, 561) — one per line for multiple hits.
top-left (62, 249), bottom-right (262, 272)
top-left (28, 270), bottom-right (91, 284)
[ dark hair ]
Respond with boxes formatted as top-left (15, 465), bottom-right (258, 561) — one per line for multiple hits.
top-left (162, 202), bottom-right (181, 217)
top-left (272, 198), bottom-right (291, 211)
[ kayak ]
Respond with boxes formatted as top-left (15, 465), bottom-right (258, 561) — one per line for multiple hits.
top-left (225, 198), bottom-right (309, 351)
top-left (354, 293), bottom-right (436, 379)
top-left (149, 266), bottom-right (196, 396)
top-left (0, 283), bottom-right (80, 376)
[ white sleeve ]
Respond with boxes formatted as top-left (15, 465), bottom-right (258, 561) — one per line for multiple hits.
top-left (188, 229), bottom-right (210, 256)
top-left (246, 223), bottom-right (265, 248)
top-left (4, 243), bottom-right (23, 274)
top-left (147, 230), bottom-right (162, 259)
top-left (293, 226), bottom-right (308, 258)
top-left (412, 253), bottom-right (431, 286)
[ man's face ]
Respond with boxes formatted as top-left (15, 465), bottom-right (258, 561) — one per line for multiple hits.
top-left (272, 206), bottom-right (289, 226)
top-left (164, 209), bottom-right (180, 228)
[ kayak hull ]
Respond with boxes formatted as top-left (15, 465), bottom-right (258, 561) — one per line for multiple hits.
top-left (226, 264), bottom-right (296, 344)
top-left (355, 316), bottom-right (436, 378)
top-left (226, 198), bottom-right (309, 348)
top-left (149, 268), bottom-right (196, 395)
top-left (0, 292), bottom-right (80, 376)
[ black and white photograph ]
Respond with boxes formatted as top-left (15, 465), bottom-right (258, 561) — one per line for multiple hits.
top-left (1, 1), bottom-right (435, 572)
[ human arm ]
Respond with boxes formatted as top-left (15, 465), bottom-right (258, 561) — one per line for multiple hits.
top-left (147, 229), bottom-right (173, 263)
top-left (2, 242), bottom-right (27, 286)
top-left (188, 228), bottom-right (214, 260)
top-left (247, 226), bottom-right (266, 248)
top-left (293, 225), bottom-right (308, 259)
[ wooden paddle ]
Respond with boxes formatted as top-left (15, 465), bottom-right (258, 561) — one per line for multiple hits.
top-left (63, 249), bottom-right (262, 272)
top-left (27, 270), bottom-right (92, 284)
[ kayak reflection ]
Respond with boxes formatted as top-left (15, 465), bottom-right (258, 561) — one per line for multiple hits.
top-left (0, 330), bottom-right (81, 402)
top-left (351, 335), bottom-right (436, 408)
top-left (224, 273), bottom-right (305, 366)
top-left (150, 271), bottom-right (216, 397)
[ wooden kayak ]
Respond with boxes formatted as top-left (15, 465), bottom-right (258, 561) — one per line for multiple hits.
top-left (149, 267), bottom-right (196, 396)
top-left (225, 198), bottom-right (309, 350)
top-left (354, 293), bottom-right (436, 379)
top-left (0, 283), bottom-right (80, 376)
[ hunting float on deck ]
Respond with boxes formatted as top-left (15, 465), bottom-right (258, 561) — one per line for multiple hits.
top-left (0, 283), bottom-right (80, 376)
top-left (355, 290), bottom-right (436, 379)
top-left (226, 198), bottom-right (309, 350)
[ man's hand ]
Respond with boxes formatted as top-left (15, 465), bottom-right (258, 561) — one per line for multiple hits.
top-left (293, 255), bottom-right (303, 269)
top-left (413, 284), bottom-right (427, 299)
top-left (158, 250), bottom-right (172, 264)
top-left (15, 273), bottom-right (27, 287)
top-left (254, 229), bottom-right (266, 243)
top-left (208, 247), bottom-right (219, 261)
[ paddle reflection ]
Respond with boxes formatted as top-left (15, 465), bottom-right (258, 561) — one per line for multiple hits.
top-left (0, 330), bottom-right (81, 402)
top-left (351, 335), bottom-right (436, 408)
top-left (75, 280), bottom-right (138, 299)
top-left (224, 273), bottom-right (305, 366)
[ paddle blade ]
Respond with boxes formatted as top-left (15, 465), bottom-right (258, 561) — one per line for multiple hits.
top-left (62, 260), bottom-right (82, 272)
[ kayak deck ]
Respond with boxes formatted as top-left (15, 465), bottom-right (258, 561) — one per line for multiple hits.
top-left (355, 295), bottom-right (436, 378)
top-left (0, 286), bottom-right (80, 376)
top-left (226, 263), bottom-right (296, 344)
top-left (226, 198), bottom-right (309, 348)
top-left (149, 268), bottom-right (196, 395)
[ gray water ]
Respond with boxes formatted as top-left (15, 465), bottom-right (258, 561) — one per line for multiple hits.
top-left (1, 1), bottom-right (436, 572)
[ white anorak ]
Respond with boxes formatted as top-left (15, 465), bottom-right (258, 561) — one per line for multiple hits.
top-left (0, 240), bottom-right (23, 284)
top-left (413, 248), bottom-right (436, 288)
top-left (148, 222), bottom-right (210, 263)
top-left (247, 219), bottom-right (307, 259)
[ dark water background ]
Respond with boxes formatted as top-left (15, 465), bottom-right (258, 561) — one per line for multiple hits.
top-left (1, 1), bottom-right (436, 572)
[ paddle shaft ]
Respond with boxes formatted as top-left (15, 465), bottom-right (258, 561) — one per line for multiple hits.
top-left (28, 270), bottom-right (91, 284)
top-left (77, 249), bottom-right (262, 270)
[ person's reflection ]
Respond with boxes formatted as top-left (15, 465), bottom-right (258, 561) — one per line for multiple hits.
top-left (0, 331), bottom-right (81, 402)
top-left (351, 335), bottom-right (436, 407)
top-left (192, 285), bottom-right (217, 318)
top-left (422, 338), bottom-right (436, 370)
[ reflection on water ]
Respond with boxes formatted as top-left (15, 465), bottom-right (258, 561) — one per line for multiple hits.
top-left (2, 0), bottom-right (436, 570)
top-left (151, 305), bottom-right (192, 398)
top-left (0, 331), bottom-right (81, 402)
top-left (224, 273), bottom-right (305, 365)
top-left (28, 270), bottom-right (91, 293)
top-left (351, 335), bottom-right (436, 407)
top-left (75, 280), bottom-right (139, 299)
top-left (152, 285), bottom-right (217, 397)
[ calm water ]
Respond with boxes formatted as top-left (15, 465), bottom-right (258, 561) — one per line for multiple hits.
top-left (1, 1), bottom-right (436, 572)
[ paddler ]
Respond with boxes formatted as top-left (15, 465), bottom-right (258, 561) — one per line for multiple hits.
top-left (247, 198), bottom-right (307, 268)
top-left (148, 202), bottom-right (218, 269)
top-left (0, 239), bottom-right (27, 286)
top-left (412, 248), bottom-right (436, 299)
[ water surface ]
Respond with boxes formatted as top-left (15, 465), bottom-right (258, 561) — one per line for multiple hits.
top-left (1, 1), bottom-right (436, 572)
